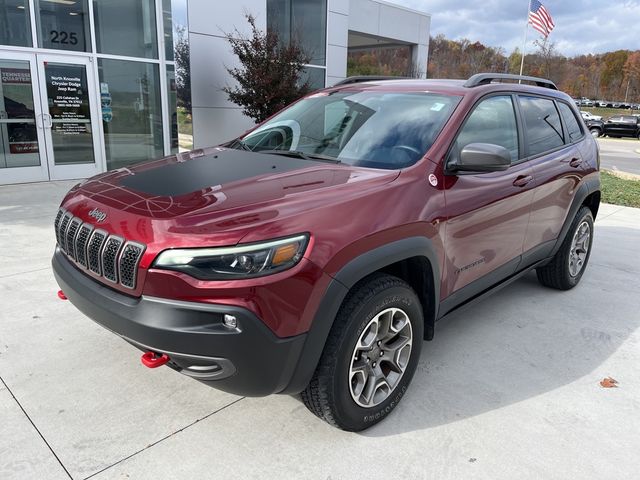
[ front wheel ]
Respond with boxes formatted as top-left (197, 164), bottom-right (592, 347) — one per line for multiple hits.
top-left (301, 273), bottom-right (423, 431)
top-left (536, 206), bottom-right (594, 290)
top-left (590, 128), bottom-right (601, 138)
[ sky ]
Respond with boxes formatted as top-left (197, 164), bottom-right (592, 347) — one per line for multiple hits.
top-left (385, 0), bottom-right (640, 57)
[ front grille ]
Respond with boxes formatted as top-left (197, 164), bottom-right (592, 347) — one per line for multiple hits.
top-left (75, 224), bottom-right (93, 268)
top-left (119, 242), bottom-right (145, 289)
top-left (55, 208), bottom-right (146, 290)
top-left (65, 218), bottom-right (82, 259)
top-left (102, 236), bottom-right (124, 283)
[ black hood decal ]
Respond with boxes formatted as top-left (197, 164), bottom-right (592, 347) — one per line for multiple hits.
top-left (119, 149), bottom-right (317, 197)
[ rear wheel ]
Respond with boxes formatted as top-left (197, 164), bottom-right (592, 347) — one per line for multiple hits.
top-left (301, 273), bottom-right (423, 431)
top-left (537, 206), bottom-right (594, 290)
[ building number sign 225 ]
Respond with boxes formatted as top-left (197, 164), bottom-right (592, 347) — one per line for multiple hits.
top-left (50, 30), bottom-right (78, 45)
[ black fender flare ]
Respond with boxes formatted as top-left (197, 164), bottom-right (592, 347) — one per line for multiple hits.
top-left (281, 236), bottom-right (440, 394)
top-left (550, 174), bottom-right (601, 257)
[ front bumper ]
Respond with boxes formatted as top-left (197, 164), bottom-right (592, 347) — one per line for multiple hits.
top-left (52, 248), bottom-right (307, 396)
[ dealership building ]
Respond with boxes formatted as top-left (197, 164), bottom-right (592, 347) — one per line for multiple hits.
top-left (0, 0), bottom-right (430, 185)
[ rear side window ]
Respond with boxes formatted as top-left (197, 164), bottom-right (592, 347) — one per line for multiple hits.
top-left (558, 102), bottom-right (583, 143)
top-left (450, 95), bottom-right (519, 164)
top-left (519, 96), bottom-right (564, 156)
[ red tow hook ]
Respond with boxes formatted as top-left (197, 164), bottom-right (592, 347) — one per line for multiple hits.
top-left (57, 290), bottom-right (68, 300)
top-left (141, 351), bottom-right (170, 368)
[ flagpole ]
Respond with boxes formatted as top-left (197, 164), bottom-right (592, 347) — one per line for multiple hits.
top-left (519, 0), bottom-right (532, 81)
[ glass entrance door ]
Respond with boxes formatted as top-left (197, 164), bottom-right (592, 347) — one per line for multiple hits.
top-left (36, 54), bottom-right (102, 180)
top-left (0, 52), bottom-right (103, 184)
top-left (0, 52), bottom-right (48, 184)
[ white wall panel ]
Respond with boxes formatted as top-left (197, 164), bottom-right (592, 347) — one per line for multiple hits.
top-left (189, 33), bottom-right (240, 109)
top-left (328, 0), bottom-right (350, 15)
top-left (192, 107), bottom-right (254, 148)
top-left (326, 44), bottom-right (348, 79)
top-left (327, 10), bottom-right (349, 47)
top-left (188, 0), bottom-right (266, 37)
top-left (348, 0), bottom-right (380, 35)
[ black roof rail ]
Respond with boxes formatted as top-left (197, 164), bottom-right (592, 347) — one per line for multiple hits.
top-left (464, 73), bottom-right (557, 90)
top-left (333, 75), bottom-right (408, 86)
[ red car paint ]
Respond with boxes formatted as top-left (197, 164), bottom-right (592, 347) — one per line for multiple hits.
top-left (56, 79), bottom-right (599, 340)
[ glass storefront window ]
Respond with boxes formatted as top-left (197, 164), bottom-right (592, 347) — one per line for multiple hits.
top-left (36, 0), bottom-right (91, 52)
top-left (93, 0), bottom-right (158, 59)
top-left (0, 0), bottom-right (32, 47)
top-left (44, 62), bottom-right (95, 165)
top-left (267, 0), bottom-right (327, 66)
top-left (163, 0), bottom-right (188, 61)
top-left (98, 59), bottom-right (163, 170)
top-left (0, 60), bottom-right (40, 169)
top-left (300, 66), bottom-right (326, 90)
top-left (166, 65), bottom-right (179, 153)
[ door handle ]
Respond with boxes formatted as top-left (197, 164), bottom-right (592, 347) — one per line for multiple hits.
top-left (43, 114), bottom-right (52, 128)
top-left (569, 157), bottom-right (583, 168)
top-left (512, 175), bottom-right (533, 187)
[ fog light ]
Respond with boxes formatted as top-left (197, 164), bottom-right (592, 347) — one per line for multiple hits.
top-left (223, 314), bottom-right (238, 329)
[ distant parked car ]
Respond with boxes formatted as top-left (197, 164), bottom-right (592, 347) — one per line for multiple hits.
top-left (585, 119), bottom-right (604, 137)
top-left (581, 99), bottom-right (595, 107)
top-left (581, 111), bottom-right (602, 121)
top-left (603, 115), bottom-right (640, 139)
top-left (596, 100), bottom-right (608, 107)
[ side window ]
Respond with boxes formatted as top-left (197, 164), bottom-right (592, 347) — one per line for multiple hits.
top-left (519, 96), bottom-right (564, 156)
top-left (558, 102), bottom-right (584, 143)
top-left (450, 95), bottom-right (519, 164)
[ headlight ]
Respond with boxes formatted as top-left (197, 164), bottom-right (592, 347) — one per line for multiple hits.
top-left (153, 234), bottom-right (309, 280)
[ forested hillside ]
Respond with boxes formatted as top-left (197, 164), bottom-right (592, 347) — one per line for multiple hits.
top-left (347, 34), bottom-right (640, 102)
top-left (428, 35), bottom-right (640, 102)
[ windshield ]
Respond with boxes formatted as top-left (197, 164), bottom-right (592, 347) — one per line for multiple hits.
top-left (238, 91), bottom-right (461, 170)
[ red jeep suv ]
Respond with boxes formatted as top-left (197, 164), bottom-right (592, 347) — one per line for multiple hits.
top-left (53, 73), bottom-right (600, 431)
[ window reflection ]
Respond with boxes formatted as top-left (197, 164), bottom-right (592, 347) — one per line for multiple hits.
top-left (267, 0), bottom-right (327, 66)
top-left (163, 0), bottom-right (188, 61)
top-left (98, 59), bottom-right (164, 170)
top-left (0, 60), bottom-right (40, 169)
top-left (36, 0), bottom-right (91, 52)
top-left (93, 0), bottom-right (158, 59)
top-left (0, 0), bottom-right (32, 48)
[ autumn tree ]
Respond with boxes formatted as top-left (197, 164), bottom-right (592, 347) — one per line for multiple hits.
top-left (623, 51), bottom-right (640, 102)
top-left (223, 14), bottom-right (311, 123)
top-left (600, 50), bottom-right (628, 98)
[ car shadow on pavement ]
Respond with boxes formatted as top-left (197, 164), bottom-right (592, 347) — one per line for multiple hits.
top-left (362, 225), bottom-right (640, 437)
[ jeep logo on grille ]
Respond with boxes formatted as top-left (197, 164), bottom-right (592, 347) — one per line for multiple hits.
top-left (88, 208), bottom-right (107, 223)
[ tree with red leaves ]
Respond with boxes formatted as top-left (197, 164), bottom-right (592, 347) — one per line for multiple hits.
top-left (223, 14), bottom-right (311, 124)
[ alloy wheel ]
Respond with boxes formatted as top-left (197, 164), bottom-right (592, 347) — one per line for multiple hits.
top-left (348, 308), bottom-right (413, 408)
top-left (569, 220), bottom-right (591, 277)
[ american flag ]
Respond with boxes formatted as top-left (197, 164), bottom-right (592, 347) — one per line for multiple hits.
top-left (529, 0), bottom-right (555, 38)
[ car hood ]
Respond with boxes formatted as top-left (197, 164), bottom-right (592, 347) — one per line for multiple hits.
top-left (61, 147), bottom-right (400, 253)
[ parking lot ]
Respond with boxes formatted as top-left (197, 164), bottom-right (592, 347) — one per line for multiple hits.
top-left (598, 137), bottom-right (640, 175)
top-left (1, 180), bottom-right (639, 480)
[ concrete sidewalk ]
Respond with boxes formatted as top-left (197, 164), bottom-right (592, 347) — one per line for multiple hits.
top-left (1, 181), bottom-right (639, 480)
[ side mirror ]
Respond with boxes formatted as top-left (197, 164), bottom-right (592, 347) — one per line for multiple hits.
top-left (453, 143), bottom-right (511, 173)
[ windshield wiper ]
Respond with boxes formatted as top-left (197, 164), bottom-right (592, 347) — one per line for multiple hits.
top-left (258, 150), bottom-right (342, 164)
top-left (228, 139), bottom-right (252, 151)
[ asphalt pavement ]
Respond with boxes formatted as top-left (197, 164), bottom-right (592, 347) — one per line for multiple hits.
top-left (1, 181), bottom-right (639, 479)
top-left (598, 137), bottom-right (640, 175)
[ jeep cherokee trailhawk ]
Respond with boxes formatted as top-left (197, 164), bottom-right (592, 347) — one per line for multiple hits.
top-left (53, 73), bottom-right (600, 431)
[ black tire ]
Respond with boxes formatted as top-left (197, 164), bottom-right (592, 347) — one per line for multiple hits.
top-left (301, 273), bottom-right (423, 431)
top-left (536, 206), bottom-right (594, 290)
top-left (590, 128), bottom-right (601, 138)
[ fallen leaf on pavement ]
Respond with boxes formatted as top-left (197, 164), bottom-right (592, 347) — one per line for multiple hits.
top-left (600, 377), bottom-right (618, 388)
